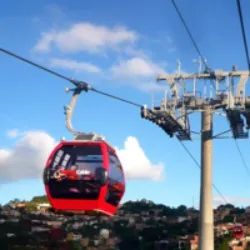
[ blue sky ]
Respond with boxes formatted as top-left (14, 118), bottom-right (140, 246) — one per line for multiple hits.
top-left (1, 0), bottom-right (250, 208)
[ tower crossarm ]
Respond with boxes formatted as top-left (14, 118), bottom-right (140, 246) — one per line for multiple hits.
top-left (152, 68), bottom-right (250, 140)
top-left (159, 96), bottom-right (250, 111)
top-left (157, 70), bottom-right (250, 82)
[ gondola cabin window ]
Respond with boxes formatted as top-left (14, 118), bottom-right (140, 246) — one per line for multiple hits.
top-left (48, 144), bottom-right (104, 200)
top-left (52, 150), bottom-right (64, 168)
top-left (106, 149), bottom-right (125, 206)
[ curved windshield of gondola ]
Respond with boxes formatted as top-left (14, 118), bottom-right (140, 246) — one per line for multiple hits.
top-left (106, 150), bottom-right (125, 206)
top-left (48, 144), bottom-right (103, 200)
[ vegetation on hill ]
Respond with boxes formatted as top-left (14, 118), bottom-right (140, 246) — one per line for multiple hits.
top-left (0, 195), bottom-right (247, 250)
top-left (30, 195), bottom-right (49, 203)
top-left (2, 195), bottom-right (247, 212)
top-left (121, 200), bottom-right (192, 217)
top-left (1, 196), bottom-right (49, 212)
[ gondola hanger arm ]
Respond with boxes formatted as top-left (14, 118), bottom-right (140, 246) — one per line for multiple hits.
top-left (64, 83), bottom-right (104, 141)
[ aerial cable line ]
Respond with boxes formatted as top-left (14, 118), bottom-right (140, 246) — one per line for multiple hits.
top-left (178, 139), bottom-right (229, 204)
top-left (225, 117), bottom-right (250, 181)
top-left (234, 1), bottom-right (250, 181)
top-left (236, 0), bottom-right (250, 71)
top-left (172, 1), bottom-right (248, 196)
top-left (91, 88), bottom-right (142, 107)
top-left (171, 0), bottom-right (216, 91)
top-left (171, 0), bottom-right (228, 204)
top-left (234, 139), bottom-right (250, 177)
top-left (171, 0), bottom-right (208, 70)
top-left (0, 49), bottom-right (229, 204)
top-left (0, 47), bottom-right (143, 108)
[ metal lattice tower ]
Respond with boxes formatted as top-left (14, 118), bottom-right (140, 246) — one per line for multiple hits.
top-left (141, 60), bottom-right (250, 250)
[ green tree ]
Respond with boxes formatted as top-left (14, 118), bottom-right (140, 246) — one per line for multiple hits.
top-left (231, 207), bottom-right (245, 215)
top-left (117, 227), bottom-right (140, 250)
top-left (30, 195), bottom-right (49, 203)
top-left (68, 240), bottom-right (82, 250)
top-left (141, 226), bottom-right (160, 242)
top-left (186, 218), bottom-right (199, 234)
top-left (217, 204), bottom-right (234, 210)
top-left (176, 205), bottom-right (187, 216)
top-left (216, 235), bottom-right (233, 250)
top-left (222, 215), bottom-right (234, 223)
top-left (26, 202), bottom-right (37, 212)
top-left (81, 225), bottom-right (98, 238)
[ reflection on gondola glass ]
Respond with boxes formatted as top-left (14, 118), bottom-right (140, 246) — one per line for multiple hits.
top-left (106, 149), bottom-right (125, 206)
top-left (48, 144), bottom-right (104, 200)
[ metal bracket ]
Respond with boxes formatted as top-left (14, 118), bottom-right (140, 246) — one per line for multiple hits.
top-left (64, 85), bottom-right (104, 141)
top-left (225, 109), bottom-right (248, 139)
top-left (236, 72), bottom-right (248, 99)
top-left (141, 105), bottom-right (191, 140)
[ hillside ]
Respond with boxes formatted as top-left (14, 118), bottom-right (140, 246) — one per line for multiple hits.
top-left (1, 195), bottom-right (250, 249)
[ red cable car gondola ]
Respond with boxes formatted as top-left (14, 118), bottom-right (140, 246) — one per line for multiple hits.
top-left (43, 87), bottom-right (126, 216)
top-left (0, 48), bottom-right (128, 216)
top-left (232, 224), bottom-right (243, 239)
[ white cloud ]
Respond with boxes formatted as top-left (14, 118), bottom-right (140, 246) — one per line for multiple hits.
top-left (0, 131), bottom-right (57, 182)
top-left (115, 136), bottom-right (165, 181)
top-left (109, 56), bottom-right (167, 92)
top-left (34, 33), bottom-right (54, 53)
top-left (149, 36), bottom-right (177, 53)
top-left (135, 82), bottom-right (167, 93)
top-left (33, 22), bottom-right (137, 54)
top-left (214, 196), bottom-right (250, 206)
top-left (122, 47), bottom-right (151, 58)
top-left (111, 57), bottom-right (166, 79)
top-left (7, 129), bottom-right (21, 139)
top-left (0, 131), bottom-right (164, 182)
top-left (49, 58), bottom-right (102, 73)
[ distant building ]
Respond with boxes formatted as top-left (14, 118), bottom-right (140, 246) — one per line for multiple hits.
top-left (37, 203), bottom-right (51, 211)
top-left (246, 206), bottom-right (250, 214)
top-left (15, 203), bottom-right (26, 208)
top-left (190, 234), bottom-right (199, 250)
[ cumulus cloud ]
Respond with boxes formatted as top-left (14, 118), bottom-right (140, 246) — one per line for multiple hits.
top-left (49, 58), bottom-right (102, 73)
top-left (33, 22), bottom-right (137, 54)
top-left (31, 18), bottom-right (170, 93)
top-left (0, 130), bottom-right (165, 182)
top-left (109, 56), bottom-right (167, 92)
top-left (115, 136), bottom-right (165, 181)
top-left (0, 131), bottom-right (57, 182)
top-left (111, 57), bottom-right (166, 79)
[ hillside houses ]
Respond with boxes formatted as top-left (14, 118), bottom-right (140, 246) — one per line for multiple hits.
top-left (1, 198), bottom-right (250, 249)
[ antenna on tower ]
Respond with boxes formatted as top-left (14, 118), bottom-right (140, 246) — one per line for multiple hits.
top-left (177, 59), bottom-right (181, 76)
top-left (193, 56), bottom-right (207, 74)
